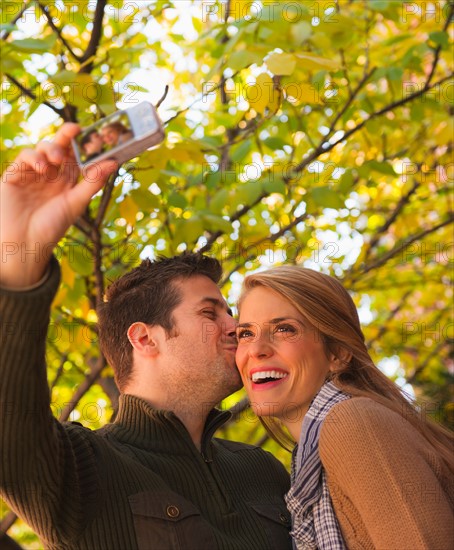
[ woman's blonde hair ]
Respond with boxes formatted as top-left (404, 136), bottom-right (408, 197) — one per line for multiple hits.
top-left (239, 265), bottom-right (454, 471)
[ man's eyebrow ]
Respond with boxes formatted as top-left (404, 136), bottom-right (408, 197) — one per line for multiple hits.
top-left (199, 297), bottom-right (233, 316)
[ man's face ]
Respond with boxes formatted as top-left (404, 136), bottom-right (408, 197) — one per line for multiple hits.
top-left (83, 132), bottom-right (104, 156)
top-left (158, 275), bottom-right (242, 409)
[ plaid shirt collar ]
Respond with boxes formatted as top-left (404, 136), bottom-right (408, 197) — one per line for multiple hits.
top-left (285, 381), bottom-right (350, 550)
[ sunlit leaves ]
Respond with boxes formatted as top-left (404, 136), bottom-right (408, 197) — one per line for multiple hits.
top-left (2, 1), bottom-right (453, 543)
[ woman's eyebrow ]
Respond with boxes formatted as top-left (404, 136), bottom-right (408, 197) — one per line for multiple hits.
top-left (237, 317), bottom-right (298, 328)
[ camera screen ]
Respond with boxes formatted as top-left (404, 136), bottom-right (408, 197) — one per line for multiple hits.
top-left (74, 111), bottom-right (134, 164)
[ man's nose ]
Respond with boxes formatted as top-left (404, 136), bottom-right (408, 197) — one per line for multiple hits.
top-left (223, 314), bottom-right (238, 339)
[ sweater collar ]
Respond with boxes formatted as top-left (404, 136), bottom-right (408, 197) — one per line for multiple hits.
top-left (112, 394), bottom-right (231, 454)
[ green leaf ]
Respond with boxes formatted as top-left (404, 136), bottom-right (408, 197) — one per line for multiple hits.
top-left (367, 160), bottom-right (397, 176)
top-left (387, 67), bottom-right (403, 81)
top-left (231, 139), bottom-right (252, 162)
top-left (235, 180), bottom-right (263, 205)
top-left (428, 32), bottom-right (449, 49)
top-left (338, 170), bottom-right (355, 193)
top-left (369, 1), bottom-right (390, 10)
top-left (201, 213), bottom-right (232, 233)
top-left (0, 50), bottom-right (22, 74)
top-left (227, 50), bottom-right (263, 71)
top-left (263, 137), bottom-right (287, 150)
top-left (129, 187), bottom-right (161, 210)
top-left (263, 179), bottom-right (286, 195)
top-left (173, 216), bottom-right (204, 246)
top-left (68, 245), bottom-right (93, 276)
top-left (204, 170), bottom-right (222, 190)
top-left (10, 36), bottom-right (56, 53)
top-left (50, 70), bottom-right (78, 85)
top-left (311, 186), bottom-right (344, 209)
top-left (168, 191), bottom-right (188, 209)
top-left (210, 188), bottom-right (229, 214)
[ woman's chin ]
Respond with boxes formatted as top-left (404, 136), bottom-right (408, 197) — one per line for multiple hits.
top-left (250, 401), bottom-right (280, 418)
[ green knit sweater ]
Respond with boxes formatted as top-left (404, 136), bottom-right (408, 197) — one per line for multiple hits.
top-left (0, 262), bottom-right (291, 550)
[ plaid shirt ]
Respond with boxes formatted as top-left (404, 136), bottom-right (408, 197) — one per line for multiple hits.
top-left (285, 382), bottom-right (350, 550)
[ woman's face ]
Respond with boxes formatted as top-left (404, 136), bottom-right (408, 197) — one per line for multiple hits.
top-left (101, 126), bottom-right (120, 146)
top-left (236, 286), bottom-right (334, 433)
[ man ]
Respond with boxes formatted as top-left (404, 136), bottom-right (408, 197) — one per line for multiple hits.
top-left (0, 124), bottom-right (291, 550)
top-left (80, 129), bottom-right (105, 161)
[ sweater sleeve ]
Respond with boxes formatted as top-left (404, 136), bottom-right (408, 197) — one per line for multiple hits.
top-left (319, 397), bottom-right (453, 550)
top-left (0, 258), bottom-right (99, 545)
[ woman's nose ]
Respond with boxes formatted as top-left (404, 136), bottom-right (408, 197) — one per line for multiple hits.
top-left (248, 332), bottom-right (274, 359)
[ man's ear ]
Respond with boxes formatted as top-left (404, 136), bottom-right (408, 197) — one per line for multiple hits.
top-left (127, 322), bottom-right (160, 357)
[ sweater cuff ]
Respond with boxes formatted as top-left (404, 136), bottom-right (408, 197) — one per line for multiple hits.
top-left (0, 266), bottom-right (52, 291)
top-left (0, 256), bottom-right (61, 300)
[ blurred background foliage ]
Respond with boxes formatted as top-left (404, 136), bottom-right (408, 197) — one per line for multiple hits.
top-left (1, 0), bottom-right (453, 546)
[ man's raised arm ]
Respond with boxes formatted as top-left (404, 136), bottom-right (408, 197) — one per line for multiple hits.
top-left (0, 123), bottom-right (117, 288)
top-left (0, 125), bottom-right (117, 544)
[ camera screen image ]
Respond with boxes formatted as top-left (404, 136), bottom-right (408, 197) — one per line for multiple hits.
top-left (75, 112), bottom-right (134, 164)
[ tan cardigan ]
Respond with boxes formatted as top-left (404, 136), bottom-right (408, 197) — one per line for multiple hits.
top-left (319, 397), bottom-right (453, 550)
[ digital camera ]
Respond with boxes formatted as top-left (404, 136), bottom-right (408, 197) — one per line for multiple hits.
top-left (72, 102), bottom-right (165, 167)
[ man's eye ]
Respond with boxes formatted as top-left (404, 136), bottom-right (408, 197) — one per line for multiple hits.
top-left (203, 310), bottom-right (216, 319)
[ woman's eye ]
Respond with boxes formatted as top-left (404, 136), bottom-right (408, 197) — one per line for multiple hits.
top-left (275, 324), bottom-right (297, 334)
top-left (237, 329), bottom-right (254, 340)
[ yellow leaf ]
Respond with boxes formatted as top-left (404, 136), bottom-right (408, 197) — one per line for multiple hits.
top-left (52, 285), bottom-right (67, 308)
top-left (257, 73), bottom-right (282, 114)
top-left (119, 196), bottom-right (139, 225)
top-left (285, 82), bottom-right (323, 105)
top-left (80, 298), bottom-right (91, 319)
top-left (434, 118), bottom-right (454, 145)
top-left (246, 73), bottom-right (272, 114)
top-left (61, 256), bottom-right (75, 288)
top-left (170, 146), bottom-right (192, 162)
top-left (230, 0), bottom-right (251, 20)
top-left (295, 52), bottom-right (339, 71)
top-left (266, 53), bottom-right (296, 76)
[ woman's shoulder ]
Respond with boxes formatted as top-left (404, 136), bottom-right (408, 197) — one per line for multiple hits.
top-left (324, 395), bottom-right (404, 427)
top-left (319, 396), bottom-right (422, 461)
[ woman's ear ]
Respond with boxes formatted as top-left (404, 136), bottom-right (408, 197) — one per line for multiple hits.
top-left (329, 347), bottom-right (352, 372)
top-left (127, 322), bottom-right (159, 356)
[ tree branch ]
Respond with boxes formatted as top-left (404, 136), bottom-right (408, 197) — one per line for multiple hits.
top-left (354, 215), bottom-right (454, 280)
top-left (366, 179), bottom-right (420, 252)
top-left (5, 73), bottom-right (64, 117)
top-left (37, 2), bottom-right (82, 61)
top-left (367, 290), bottom-right (412, 347)
top-left (219, 213), bottom-right (309, 286)
top-left (58, 356), bottom-right (106, 422)
top-left (95, 169), bottom-right (120, 228)
top-left (293, 73), bottom-right (452, 176)
top-left (0, 0), bottom-right (32, 41)
top-left (155, 85), bottom-right (169, 109)
top-left (79, 0), bottom-right (108, 73)
top-left (425, 3), bottom-right (453, 87)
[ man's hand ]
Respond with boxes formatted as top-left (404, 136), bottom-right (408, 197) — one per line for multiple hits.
top-left (0, 123), bottom-right (118, 288)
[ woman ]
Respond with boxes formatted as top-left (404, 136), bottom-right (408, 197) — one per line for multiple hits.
top-left (101, 121), bottom-right (133, 149)
top-left (236, 266), bottom-right (453, 549)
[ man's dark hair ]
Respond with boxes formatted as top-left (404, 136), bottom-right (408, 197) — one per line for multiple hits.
top-left (80, 130), bottom-right (98, 149)
top-left (97, 252), bottom-right (222, 391)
